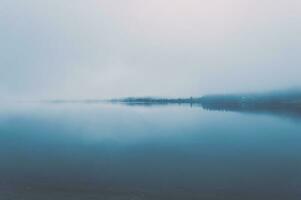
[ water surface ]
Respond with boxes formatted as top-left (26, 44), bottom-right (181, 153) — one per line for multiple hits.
top-left (0, 103), bottom-right (301, 199)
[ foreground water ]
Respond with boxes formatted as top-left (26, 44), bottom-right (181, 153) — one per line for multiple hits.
top-left (0, 103), bottom-right (301, 200)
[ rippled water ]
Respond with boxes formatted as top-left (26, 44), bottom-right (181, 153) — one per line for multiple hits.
top-left (0, 103), bottom-right (301, 199)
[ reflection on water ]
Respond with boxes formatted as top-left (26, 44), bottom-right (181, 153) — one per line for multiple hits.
top-left (119, 101), bottom-right (301, 121)
top-left (200, 102), bottom-right (301, 121)
top-left (0, 103), bottom-right (301, 200)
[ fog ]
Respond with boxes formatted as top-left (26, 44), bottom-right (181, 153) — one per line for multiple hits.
top-left (1, 0), bottom-right (301, 101)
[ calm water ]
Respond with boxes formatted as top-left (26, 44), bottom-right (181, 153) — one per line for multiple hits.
top-left (0, 103), bottom-right (301, 200)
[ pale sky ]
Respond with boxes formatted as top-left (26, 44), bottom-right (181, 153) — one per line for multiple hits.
top-left (1, 0), bottom-right (301, 100)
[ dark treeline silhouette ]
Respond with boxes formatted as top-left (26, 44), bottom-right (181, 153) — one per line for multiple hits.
top-left (112, 89), bottom-right (301, 119)
top-left (43, 89), bottom-right (301, 119)
top-left (111, 97), bottom-right (202, 105)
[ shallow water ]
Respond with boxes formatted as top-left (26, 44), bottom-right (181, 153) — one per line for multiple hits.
top-left (0, 103), bottom-right (301, 199)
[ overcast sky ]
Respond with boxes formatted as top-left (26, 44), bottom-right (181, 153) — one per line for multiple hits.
top-left (1, 0), bottom-right (301, 100)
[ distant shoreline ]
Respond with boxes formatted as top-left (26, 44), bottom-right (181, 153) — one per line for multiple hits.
top-left (111, 90), bottom-right (301, 116)
top-left (112, 90), bottom-right (301, 107)
top-left (39, 90), bottom-right (301, 119)
top-left (43, 89), bottom-right (301, 108)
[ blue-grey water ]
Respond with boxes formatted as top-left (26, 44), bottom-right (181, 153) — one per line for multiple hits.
top-left (0, 103), bottom-right (301, 200)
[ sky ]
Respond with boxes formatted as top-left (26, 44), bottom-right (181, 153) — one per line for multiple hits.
top-left (1, 0), bottom-right (301, 100)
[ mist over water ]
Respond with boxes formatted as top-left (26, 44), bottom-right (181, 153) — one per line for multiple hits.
top-left (1, 0), bottom-right (301, 100)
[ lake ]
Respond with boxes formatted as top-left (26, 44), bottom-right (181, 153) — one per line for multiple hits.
top-left (0, 103), bottom-right (301, 200)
